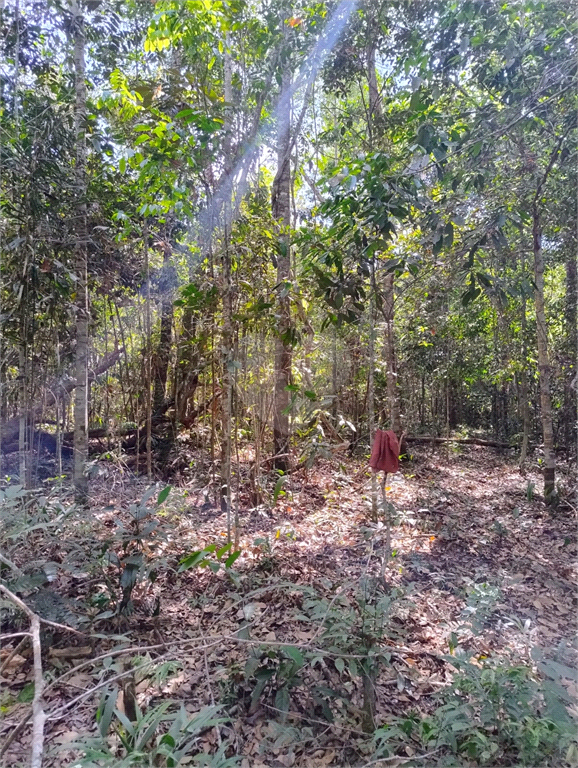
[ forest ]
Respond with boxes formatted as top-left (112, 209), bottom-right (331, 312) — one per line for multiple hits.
top-left (0, 0), bottom-right (576, 766)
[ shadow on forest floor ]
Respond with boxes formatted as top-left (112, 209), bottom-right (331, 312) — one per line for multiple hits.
top-left (1, 444), bottom-right (576, 767)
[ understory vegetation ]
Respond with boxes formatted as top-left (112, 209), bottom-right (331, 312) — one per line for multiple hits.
top-left (0, 0), bottom-right (576, 766)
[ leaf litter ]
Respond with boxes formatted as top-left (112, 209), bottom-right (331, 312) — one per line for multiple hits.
top-left (0, 444), bottom-right (576, 766)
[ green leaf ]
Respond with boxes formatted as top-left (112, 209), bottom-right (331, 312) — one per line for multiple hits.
top-left (157, 486), bottom-right (171, 505)
top-left (216, 542), bottom-right (232, 559)
top-left (245, 657), bottom-right (260, 678)
top-left (470, 140), bottom-right (483, 157)
top-left (410, 90), bottom-right (423, 111)
top-left (17, 682), bottom-right (35, 703)
top-left (462, 286), bottom-right (481, 305)
top-left (97, 689), bottom-right (117, 737)
top-left (178, 550), bottom-right (210, 572)
top-left (273, 475), bottom-right (288, 504)
top-left (225, 550), bottom-right (241, 568)
top-left (275, 686), bottom-right (290, 718)
top-left (476, 272), bottom-right (492, 288)
top-left (284, 647), bottom-right (304, 667)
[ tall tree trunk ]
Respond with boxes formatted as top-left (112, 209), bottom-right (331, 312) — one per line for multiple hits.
top-left (221, 41), bottom-right (233, 535)
top-left (71, 0), bottom-right (89, 502)
top-left (564, 251), bottom-right (577, 452)
top-left (529, 132), bottom-right (569, 503)
top-left (366, 39), bottom-right (380, 140)
top-left (519, 243), bottom-right (531, 470)
top-left (367, 36), bottom-right (402, 439)
top-left (532, 201), bottom-right (556, 503)
top-left (144, 218), bottom-right (152, 479)
top-left (367, 294), bottom-right (377, 521)
top-left (271, 42), bottom-right (292, 471)
top-left (383, 272), bottom-right (401, 435)
top-left (18, 344), bottom-right (27, 485)
top-left (176, 307), bottom-right (199, 425)
top-left (152, 244), bottom-right (174, 415)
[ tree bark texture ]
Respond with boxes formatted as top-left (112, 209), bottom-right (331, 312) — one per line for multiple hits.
top-left (71, 0), bottom-right (89, 501)
top-left (153, 243), bottom-right (175, 415)
top-left (367, 298), bottom-right (377, 521)
top-left (564, 251), bottom-right (577, 452)
top-left (519, 244), bottom-right (530, 469)
top-left (144, 218), bottom-right (152, 478)
top-left (383, 272), bottom-right (401, 435)
top-left (532, 201), bottom-right (556, 503)
top-left (220, 41), bottom-right (234, 531)
top-left (366, 29), bottom-right (402, 440)
top-left (271, 42), bottom-right (292, 471)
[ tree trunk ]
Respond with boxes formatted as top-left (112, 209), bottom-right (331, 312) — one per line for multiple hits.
top-left (532, 201), bottom-right (556, 503)
top-left (152, 243), bottom-right (175, 415)
top-left (367, 296), bottom-right (377, 521)
top-left (71, 1), bottom-right (89, 502)
top-left (221, 40), bottom-right (234, 535)
top-left (144, 218), bottom-right (152, 478)
top-left (18, 344), bottom-right (27, 486)
top-left (519, 243), bottom-right (531, 470)
top-left (383, 272), bottom-right (401, 435)
top-left (564, 251), bottom-right (577, 453)
top-left (271, 40), bottom-right (292, 471)
top-left (366, 39), bottom-right (380, 142)
top-left (367, 34), bottom-right (402, 441)
top-left (175, 306), bottom-right (199, 425)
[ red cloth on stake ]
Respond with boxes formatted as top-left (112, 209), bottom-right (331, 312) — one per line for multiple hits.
top-left (369, 429), bottom-right (400, 474)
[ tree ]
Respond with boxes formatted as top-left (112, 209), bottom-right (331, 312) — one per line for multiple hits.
top-left (271, 22), bottom-right (293, 471)
top-left (70, 0), bottom-right (90, 502)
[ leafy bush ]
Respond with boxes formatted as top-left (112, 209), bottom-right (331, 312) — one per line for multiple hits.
top-left (65, 694), bottom-right (238, 768)
top-left (242, 579), bottom-right (413, 731)
top-left (95, 485), bottom-right (171, 618)
top-left (373, 651), bottom-right (578, 767)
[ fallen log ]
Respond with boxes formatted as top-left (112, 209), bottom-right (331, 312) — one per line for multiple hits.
top-left (0, 348), bottom-right (123, 452)
top-left (404, 435), bottom-right (513, 449)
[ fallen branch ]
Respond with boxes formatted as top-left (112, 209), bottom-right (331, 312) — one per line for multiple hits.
top-left (0, 585), bottom-right (46, 768)
top-left (0, 636), bottom-right (30, 676)
top-left (1, 347), bottom-right (123, 450)
top-left (405, 435), bottom-right (514, 449)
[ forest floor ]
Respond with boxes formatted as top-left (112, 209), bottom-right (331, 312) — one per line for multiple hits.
top-left (1, 444), bottom-right (577, 767)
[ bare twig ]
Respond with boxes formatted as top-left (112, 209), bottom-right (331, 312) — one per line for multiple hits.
top-left (0, 585), bottom-right (86, 637)
top-left (30, 614), bottom-right (46, 768)
top-left (202, 646), bottom-right (222, 746)
top-left (0, 711), bottom-right (32, 760)
top-left (0, 632), bottom-right (32, 641)
top-left (0, 585), bottom-right (46, 768)
top-left (0, 635), bottom-right (30, 675)
top-left (263, 702), bottom-right (368, 735)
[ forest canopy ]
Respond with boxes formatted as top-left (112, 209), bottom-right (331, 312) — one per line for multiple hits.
top-left (0, 0), bottom-right (575, 502)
